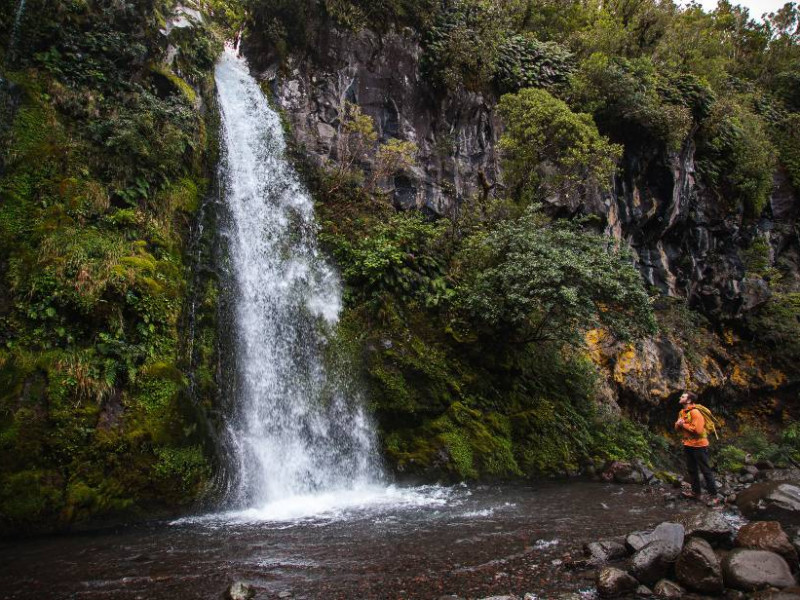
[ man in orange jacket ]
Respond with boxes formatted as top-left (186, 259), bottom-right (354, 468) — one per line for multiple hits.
top-left (675, 391), bottom-right (718, 501)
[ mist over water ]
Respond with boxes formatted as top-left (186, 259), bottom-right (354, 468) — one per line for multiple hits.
top-left (214, 46), bottom-right (385, 518)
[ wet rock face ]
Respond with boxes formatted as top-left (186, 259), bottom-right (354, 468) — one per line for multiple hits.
top-left (722, 548), bottom-right (796, 592)
top-left (255, 28), bottom-right (501, 216)
top-left (246, 24), bottom-right (798, 323)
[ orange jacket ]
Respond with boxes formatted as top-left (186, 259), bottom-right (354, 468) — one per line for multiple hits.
top-left (678, 405), bottom-right (709, 448)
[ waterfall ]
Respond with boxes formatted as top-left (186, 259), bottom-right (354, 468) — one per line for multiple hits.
top-left (214, 46), bottom-right (382, 514)
top-left (6, 0), bottom-right (26, 62)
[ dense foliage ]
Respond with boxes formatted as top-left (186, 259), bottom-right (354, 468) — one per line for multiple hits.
top-left (0, 0), bottom-right (226, 533)
top-left (254, 0), bottom-right (800, 479)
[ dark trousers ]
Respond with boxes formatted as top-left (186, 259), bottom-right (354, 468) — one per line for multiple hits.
top-left (685, 445), bottom-right (717, 495)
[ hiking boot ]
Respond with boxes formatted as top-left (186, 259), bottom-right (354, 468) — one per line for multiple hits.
top-left (681, 490), bottom-right (702, 500)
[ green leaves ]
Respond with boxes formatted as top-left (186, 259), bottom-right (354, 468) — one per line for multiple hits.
top-left (498, 87), bottom-right (621, 203)
top-left (455, 205), bottom-right (656, 346)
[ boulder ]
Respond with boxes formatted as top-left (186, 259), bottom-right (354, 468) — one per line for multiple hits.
top-left (762, 470), bottom-right (800, 483)
top-left (632, 539), bottom-right (683, 586)
top-left (597, 566), bottom-right (639, 598)
top-left (749, 591), bottom-right (800, 599)
top-left (738, 483), bottom-right (800, 530)
top-left (605, 461), bottom-right (646, 484)
top-left (675, 536), bottom-right (724, 594)
top-left (585, 540), bottom-right (629, 565)
top-left (678, 510), bottom-right (733, 547)
top-left (227, 582), bottom-right (255, 600)
top-left (653, 579), bottom-right (684, 598)
top-left (627, 523), bottom-right (686, 553)
top-left (722, 549), bottom-right (797, 592)
top-left (736, 521), bottom-right (800, 570)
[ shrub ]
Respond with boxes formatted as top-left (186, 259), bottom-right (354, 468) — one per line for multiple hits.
top-left (498, 87), bottom-right (621, 204)
top-left (453, 205), bottom-right (656, 347)
top-left (495, 34), bottom-right (574, 93)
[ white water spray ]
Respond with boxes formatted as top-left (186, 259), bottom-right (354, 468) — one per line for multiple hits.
top-left (6, 0), bottom-right (26, 61)
top-left (215, 46), bottom-right (384, 516)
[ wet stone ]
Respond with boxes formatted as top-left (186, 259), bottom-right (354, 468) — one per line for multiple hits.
top-left (722, 548), bottom-right (797, 592)
top-left (627, 522), bottom-right (685, 553)
top-left (597, 566), bottom-right (639, 598)
top-left (653, 578), bottom-right (684, 598)
top-left (678, 510), bottom-right (733, 547)
top-left (738, 483), bottom-right (800, 530)
top-left (736, 521), bottom-right (800, 570)
top-left (585, 540), bottom-right (629, 566)
top-left (632, 539), bottom-right (682, 587)
top-left (227, 581), bottom-right (255, 600)
top-left (675, 536), bottom-right (724, 594)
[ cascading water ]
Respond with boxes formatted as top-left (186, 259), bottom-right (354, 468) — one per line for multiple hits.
top-left (6, 0), bottom-right (26, 61)
top-left (214, 46), bottom-right (385, 517)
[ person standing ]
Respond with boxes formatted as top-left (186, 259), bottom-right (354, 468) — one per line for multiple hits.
top-left (675, 391), bottom-right (719, 502)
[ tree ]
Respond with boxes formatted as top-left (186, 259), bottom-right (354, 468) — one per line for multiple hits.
top-left (454, 206), bottom-right (656, 346)
top-left (497, 87), bottom-right (622, 204)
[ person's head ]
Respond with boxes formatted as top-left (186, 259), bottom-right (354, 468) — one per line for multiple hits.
top-left (679, 391), bottom-right (697, 407)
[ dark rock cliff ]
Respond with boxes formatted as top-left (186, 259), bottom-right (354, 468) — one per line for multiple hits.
top-left (244, 24), bottom-right (799, 416)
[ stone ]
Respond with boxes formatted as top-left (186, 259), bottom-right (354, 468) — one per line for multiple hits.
top-left (675, 536), bottom-right (724, 594)
top-left (652, 579), bottom-right (684, 598)
top-left (738, 482), bottom-right (800, 530)
top-left (763, 470), bottom-right (800, 483)
top-left (722, 548), bottom-right (797, 591)
top-left (636, 584), bottom-right (653, 596)
top-left (737, 521), bottom-right (800, 570)
top-left (750, 590), bottom-right (800, 599)
top-left (605, 460), bottom-right (646, 484)
top-left (584, 540), bottom-right (629, 565)
top-left (227, 581), bottom-right (255, 600)
top-left (678, 510), bottom-right (733, 547)
top-left (632, 539), bottom-right (683, 586)
top-left (627, 522), bottom-right (685, 553)
top-left (597, 566), bottom-right (639, 598)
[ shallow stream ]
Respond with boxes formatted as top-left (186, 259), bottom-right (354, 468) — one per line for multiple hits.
top-left (1, 481), bottom-right (693, 599)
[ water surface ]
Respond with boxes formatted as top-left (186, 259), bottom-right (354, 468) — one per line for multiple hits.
top-left (0, 482), bottom-right (690, 599)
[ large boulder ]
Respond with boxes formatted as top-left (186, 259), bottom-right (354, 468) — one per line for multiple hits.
top-left (737, 483), bottom-right (800, 530)
top-left (632, 539), bottom-right (683, 586)
top-left (761, 470), bottom-right (800, 483)
top-left (653, 579), bottom-right (684, 598)
top-left (585, 540), bottom-right (629, 566)
top-left (675, 536), bottom-right (724, 594)
top-left (627, 522), bottom-right (686, 553)
top-left (604, 461), bottom-right (646, 484)
top-left (597, 566), bottom-right (639, 598)
top-left (736, 521), bottom-right (800, 570)
top-left (722, 549), bottom-right (797, 592)
top-left (678, 510), bottom-right (733, 547)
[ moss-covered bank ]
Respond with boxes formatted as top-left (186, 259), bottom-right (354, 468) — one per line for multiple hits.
top-left (0, 0), bottom-right (226, 535)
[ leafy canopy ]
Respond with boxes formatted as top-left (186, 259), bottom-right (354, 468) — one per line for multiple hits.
top-left (455, 206), bottom-right (656, 346)
top-left (498, 87), bottom-right (622, 203)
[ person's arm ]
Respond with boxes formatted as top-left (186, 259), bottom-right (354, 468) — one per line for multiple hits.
top-left (682, 409), bottom-right (705, 435)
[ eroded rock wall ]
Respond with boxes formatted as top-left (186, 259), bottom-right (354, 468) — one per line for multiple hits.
top-left (244, 24), bottom-right (799, 417)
